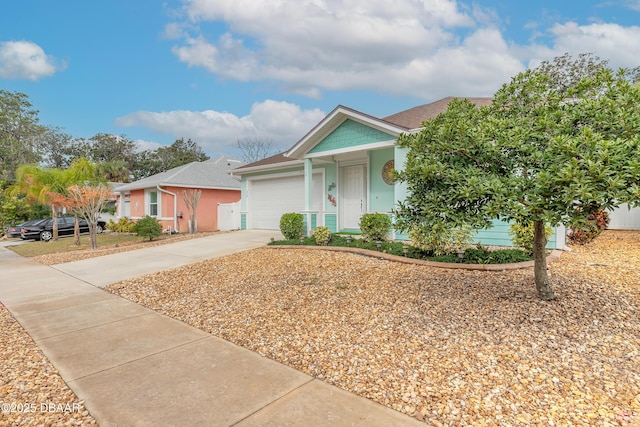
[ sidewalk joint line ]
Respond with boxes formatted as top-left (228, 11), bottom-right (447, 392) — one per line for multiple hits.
top-left (229, 377), bottom-right (316, 426)
top-left (67, 335), bottom-right (213, 383)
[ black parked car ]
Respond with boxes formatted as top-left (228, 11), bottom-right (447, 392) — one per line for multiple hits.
top-left (5, 219), bottom-right (47, 238)
top-left (20, 216), bottom-right (106, 242)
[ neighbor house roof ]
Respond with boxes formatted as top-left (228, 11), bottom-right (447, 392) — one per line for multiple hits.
top-left (115, 156), bottom-right (244, 192)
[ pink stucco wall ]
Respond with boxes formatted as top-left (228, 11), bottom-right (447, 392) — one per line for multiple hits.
top-left (118, 187), bottom-right (240, 232)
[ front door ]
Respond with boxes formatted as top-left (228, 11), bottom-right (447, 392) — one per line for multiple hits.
top-left (340, 165), bottom-right (366, 230)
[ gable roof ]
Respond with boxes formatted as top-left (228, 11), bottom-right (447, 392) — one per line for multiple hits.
top-left (284, 105), bottom-right (405, 160)
top-left (232, 97), bottom-right (493, 173)
top-left (115, 156), bottom-right (244, 192)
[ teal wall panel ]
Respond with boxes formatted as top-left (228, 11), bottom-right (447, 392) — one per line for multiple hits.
top-left (369, 148), bottom-right (395, 212)
top-left (309, 119), bottom-right (394, 154)
top-left (325, 214), bottom-right (337, 232)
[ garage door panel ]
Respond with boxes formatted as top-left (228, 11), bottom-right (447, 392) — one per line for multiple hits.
top-left (249, 174), bottom-right (322, 230)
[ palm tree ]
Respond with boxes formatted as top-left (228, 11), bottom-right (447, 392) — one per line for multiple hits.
top-left (13, 165), bottom-right (69, 240)
top-left (13, 158), bottom-right (102, 243)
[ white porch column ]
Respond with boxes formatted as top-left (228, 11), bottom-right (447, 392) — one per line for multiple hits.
top-left (303, 158), bottom-right (313, 235)
top-left (304, 158), bottom-right (313, 211)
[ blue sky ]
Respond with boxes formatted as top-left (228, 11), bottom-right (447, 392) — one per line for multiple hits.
top-left (1, 0), bottom-right (639, 157)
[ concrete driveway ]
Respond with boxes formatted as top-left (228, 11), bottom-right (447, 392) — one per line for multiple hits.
top-left (52, 229), bottom-right (283, 287)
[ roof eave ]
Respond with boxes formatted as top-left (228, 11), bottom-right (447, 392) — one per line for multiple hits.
top-left (232, 159), bottom-right (304, 175)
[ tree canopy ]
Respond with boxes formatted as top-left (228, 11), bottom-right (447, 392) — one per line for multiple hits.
top-left (395, 54), bottom-right (640, 300)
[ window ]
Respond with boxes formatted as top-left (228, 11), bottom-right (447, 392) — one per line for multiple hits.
top-left (149, 191), bottom-right (158, 216)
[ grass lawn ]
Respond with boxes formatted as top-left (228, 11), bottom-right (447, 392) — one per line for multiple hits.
top-left (6, 233), bottom-right (172, 257)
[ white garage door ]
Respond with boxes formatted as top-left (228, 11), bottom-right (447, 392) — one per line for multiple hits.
top-left (249, 174), bottom-right (323, 229)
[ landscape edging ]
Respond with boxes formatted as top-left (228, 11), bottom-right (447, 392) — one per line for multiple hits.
top-left (268, 245), bottom-right (563, 271)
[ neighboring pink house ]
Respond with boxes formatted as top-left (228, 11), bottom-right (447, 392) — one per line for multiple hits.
top-left (114, 156), bottom-right (243, 233)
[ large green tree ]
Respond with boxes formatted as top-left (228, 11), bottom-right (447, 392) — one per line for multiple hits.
top-left (133, 138), bottom-right (209, 179)
top-left (0, 90), bottom-right (44, 180)
top-left (395, 54), bottom-right (640, 300)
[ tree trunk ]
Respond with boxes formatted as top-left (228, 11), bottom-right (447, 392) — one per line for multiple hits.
top-left (533, 220), bottom-right (555, 300)
top-left (74, 214), bottom-right (80, 246)
top-left (88, 223), bottom-right (98, 250)
top-left (51, 205), bottom-right (59, 241)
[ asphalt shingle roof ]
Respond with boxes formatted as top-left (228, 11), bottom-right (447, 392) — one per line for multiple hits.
top-left (115, 156), bottom-right (243, 192)
top-left (383, 97), bottom-right (493, 129)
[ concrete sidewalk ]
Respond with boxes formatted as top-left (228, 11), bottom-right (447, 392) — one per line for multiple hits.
top-left (0, 231), bottom-right (423, 426)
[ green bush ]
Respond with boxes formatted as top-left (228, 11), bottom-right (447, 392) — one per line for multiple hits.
top-left (107, 217), bottom-right (137, 233)
top-left (312, 226), bottom-right (332, 245)
top-left (279, 212), bottom-right (304, 240)
top-left (509, 222), bottom-right (553, 255)
top-left (358, 213), bottom-right (392, 242)
top-left (132, 215), bottom-right (163, 241)
top-left (408, 223), bottom-right (473, 256)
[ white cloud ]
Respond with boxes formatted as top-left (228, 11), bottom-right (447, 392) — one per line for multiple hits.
top-left (543, 22), bottom-right (640, 69)
top-left (624, 0), bottom-right (640, 11)
top-left (167, 0), bottom-right (640, 100)
top-left (115, 100), bottom-right (326, 153)
top-left (0, 40), bottom-right (65, 80)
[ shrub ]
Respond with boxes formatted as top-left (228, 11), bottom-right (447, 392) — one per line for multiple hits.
top-left (358, 213), bottom-right (392, 242)
top-left (312, 226), bottom-right (332, 245)
top-left (567, 208), bottom-right (610, 244)
top-left (509, 222), bottom-right (553, 255)
top-left (107, 217), bottom-right (136, 233)
top-left (279, 212), bottom-right (304, 240)
top-left (408, 223), bottom-right (473, 256)
top-left (133, 215), bottom-right (163, 241)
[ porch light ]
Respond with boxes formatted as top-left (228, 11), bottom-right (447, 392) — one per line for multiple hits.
top-left (346, 235), bottom-right (352, 245)
top-left (403, 244), bottom-right (408, 257)
top-left (456, 248), bottom-right (466, 263)
top-left (376, 240), bottom-right (382, 251)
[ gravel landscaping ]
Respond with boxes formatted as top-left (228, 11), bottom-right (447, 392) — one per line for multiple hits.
top-left (104, 230), bottom-right (640, 426)
top-left (0, 303), bottom-right (97, 426)
top-left (3, 230), bottom-right (639, 426)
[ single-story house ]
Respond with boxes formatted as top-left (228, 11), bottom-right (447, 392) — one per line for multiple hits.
top-left (231, 97), bottom-right (640, 248)
top-left (114, 156), bottom-right (243, 233)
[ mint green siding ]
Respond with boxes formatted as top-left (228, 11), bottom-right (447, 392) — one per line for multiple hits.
top-left (241, 213), bottom-right (247, 230)
top-left (311, 213), bottom-right (317, 230)
top-left (473, 219), bottom-right (557, 248)
top-left (309, 119), bottom-right (394, 154)
top-left (369, 148), bottom-right (395, 212)
top-left (325, 214), bottom-right (337, 232)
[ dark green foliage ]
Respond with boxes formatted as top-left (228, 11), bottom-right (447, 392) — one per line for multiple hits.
top-left (279, 212), bottom-right (304, 240)
top-left (132, 216), bottom-right (163, 240)
top-left (358, 213), bottom-right (392, 242)
top-left (268, 235), bottom-right (532, 264)
top-left (394, 53), bottom-right (640, 299)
